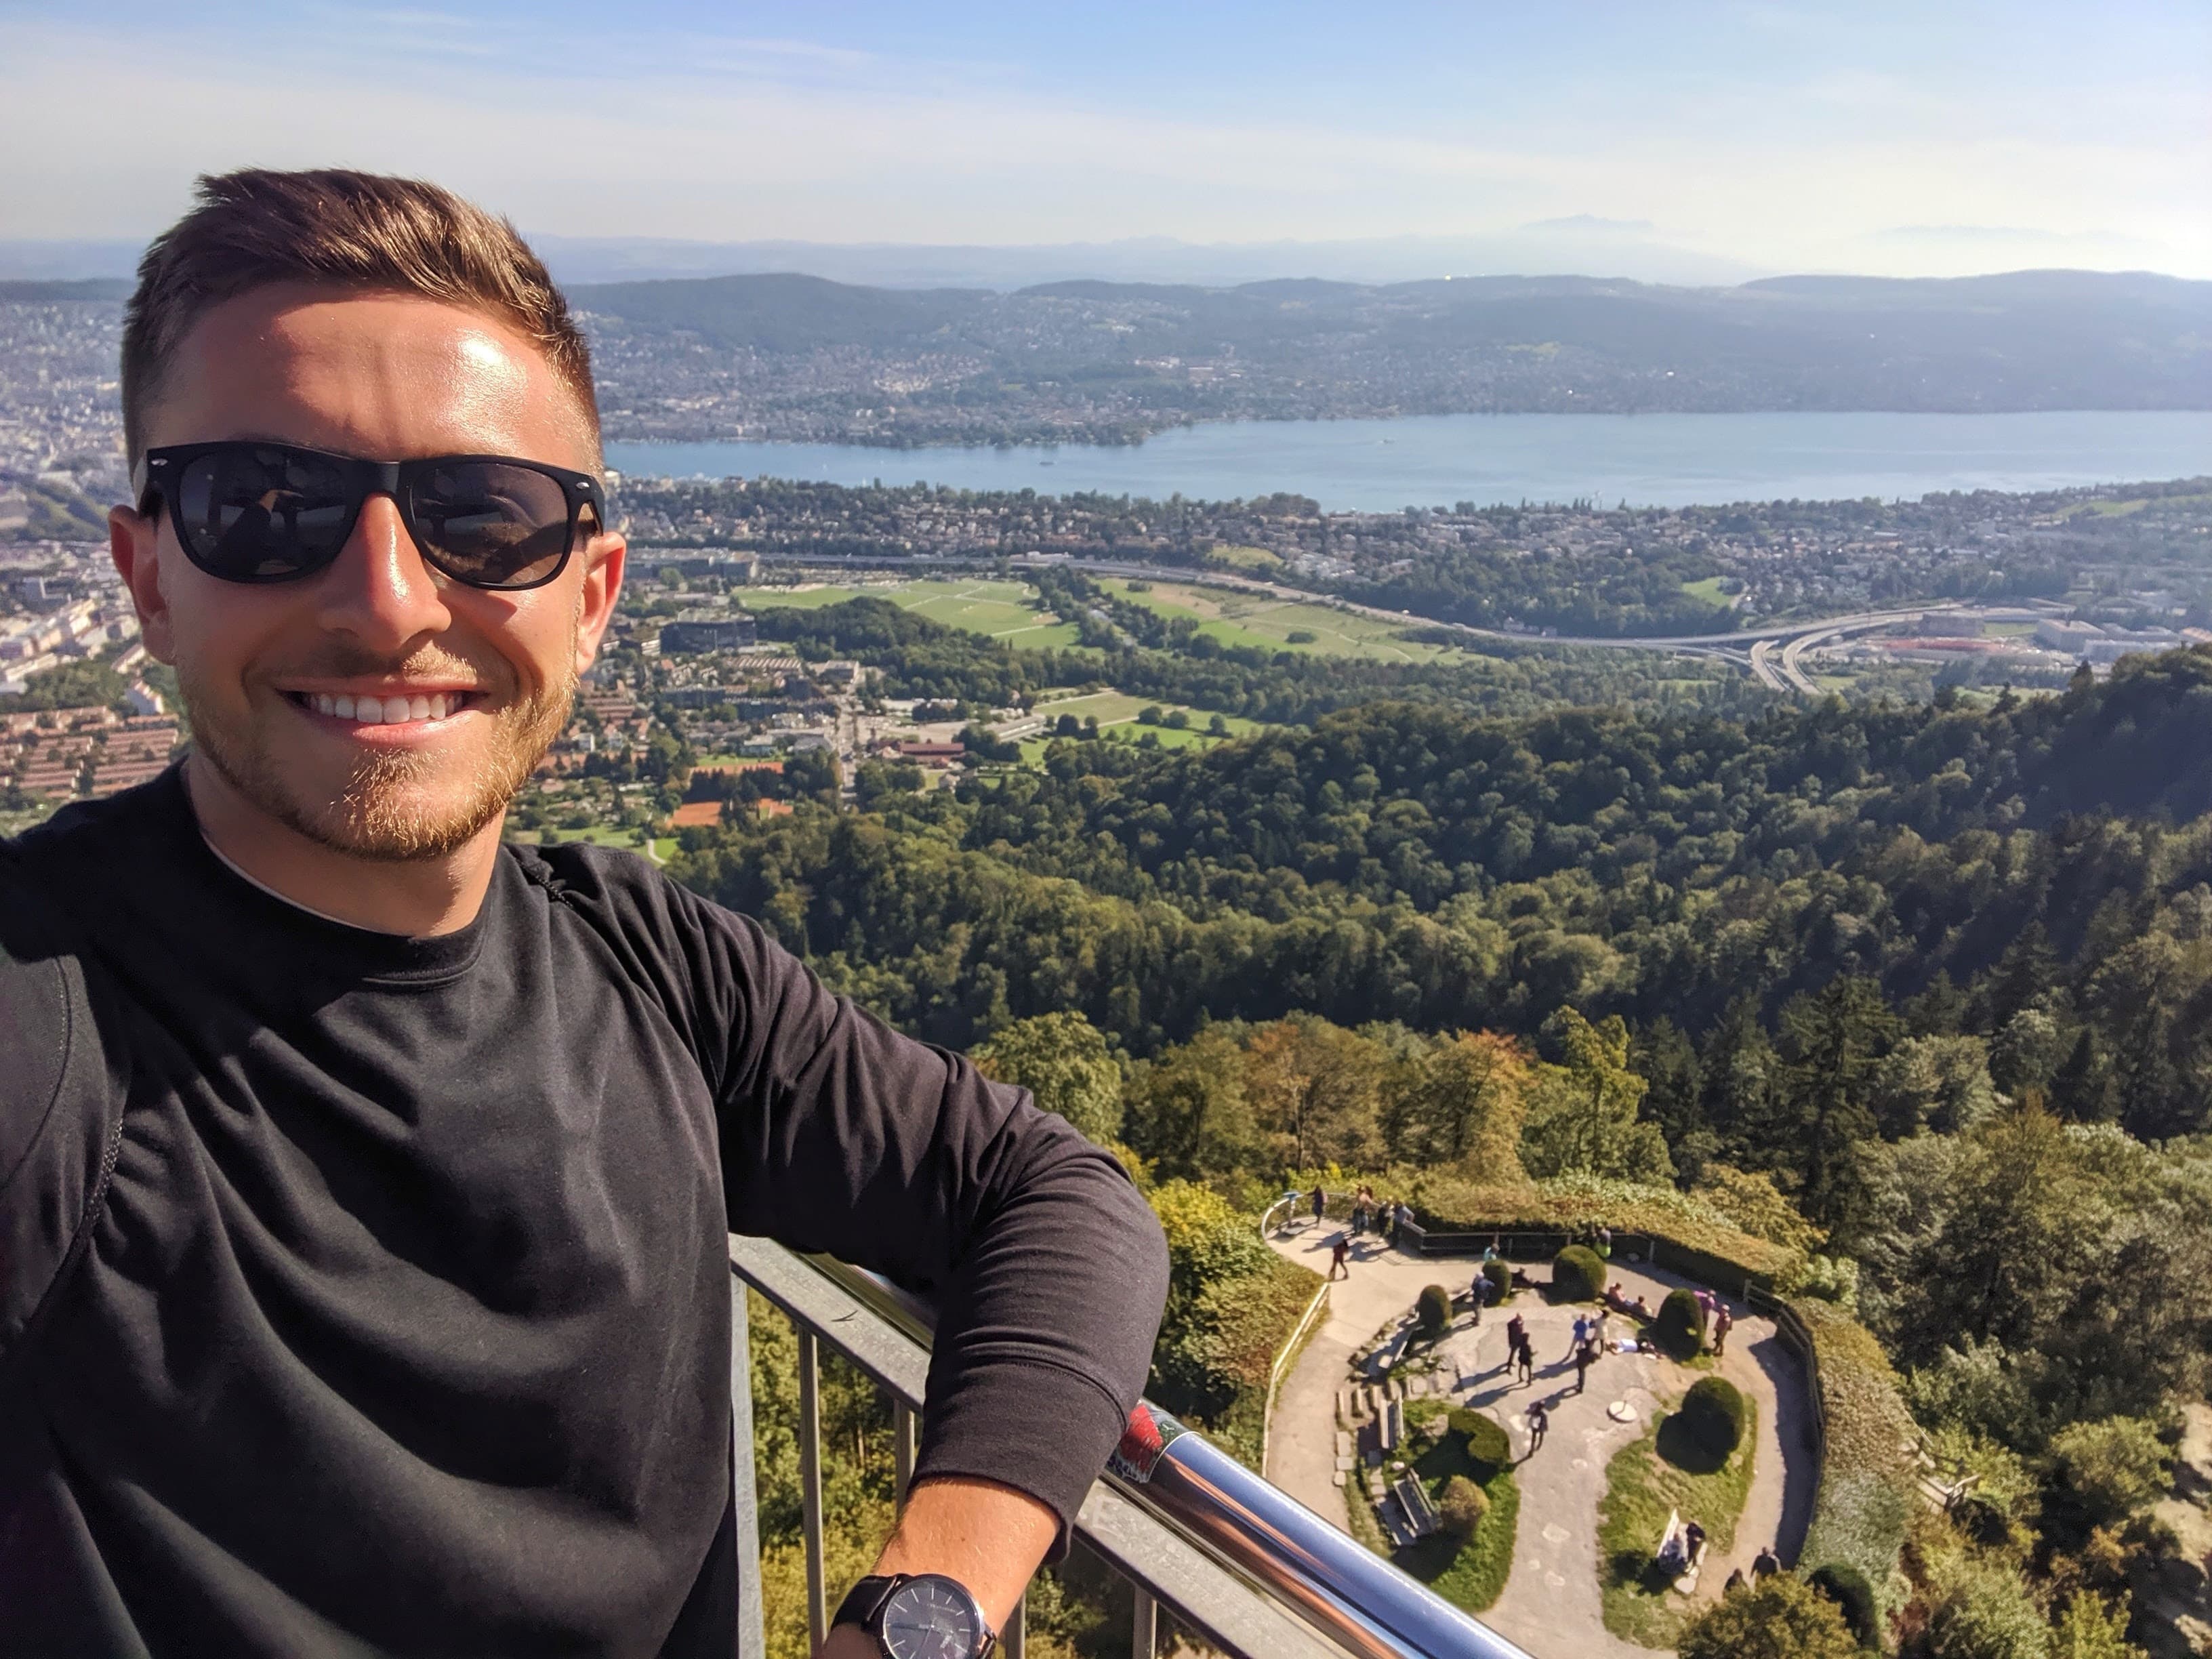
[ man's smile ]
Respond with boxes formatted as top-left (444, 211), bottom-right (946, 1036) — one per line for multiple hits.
top-left (280, 687), bottom-right (489, 733)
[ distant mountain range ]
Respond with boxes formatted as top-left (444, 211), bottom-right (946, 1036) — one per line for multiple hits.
top-left (7, 268), bottom-right (2205, 445)
top-left (567, 270), bottom-right (2212, 433)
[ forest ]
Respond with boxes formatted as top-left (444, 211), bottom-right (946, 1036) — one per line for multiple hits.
top-left (686, 644), bottom-right (2212, 1659)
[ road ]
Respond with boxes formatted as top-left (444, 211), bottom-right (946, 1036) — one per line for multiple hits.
top-left (750, 550), bottom-right (2049, 692)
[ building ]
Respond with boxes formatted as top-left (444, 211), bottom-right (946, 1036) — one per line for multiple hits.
top-left (658, 613), bottom-right (759, 655)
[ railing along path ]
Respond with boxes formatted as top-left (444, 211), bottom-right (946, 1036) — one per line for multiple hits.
top-left (726, 1233), bottom-right (1536, 1659)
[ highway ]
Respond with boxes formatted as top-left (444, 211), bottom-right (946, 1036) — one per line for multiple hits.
top-left (742, 548), bottom-right (2030, 693)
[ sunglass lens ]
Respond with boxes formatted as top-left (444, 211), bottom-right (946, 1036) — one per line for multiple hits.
top-left (407, 462), bottom-right (574, 588)
top-left (176, 447), bottom-right (356, 579)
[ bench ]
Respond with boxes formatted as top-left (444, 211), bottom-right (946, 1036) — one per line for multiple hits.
top-left (1391, 1473), bottom-right (1440, 1541)
top-left (1655, 1507), bottom-right (1706, 1594)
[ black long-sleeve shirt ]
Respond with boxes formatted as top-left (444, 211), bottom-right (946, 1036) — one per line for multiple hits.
top-left (0, 768), bottom-right (1168, 1656)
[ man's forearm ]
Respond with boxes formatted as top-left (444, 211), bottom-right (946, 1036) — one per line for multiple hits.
top-left (816, 1476), bottom-right (1058, 1659)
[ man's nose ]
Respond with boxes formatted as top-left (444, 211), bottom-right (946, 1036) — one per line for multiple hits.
top-left (312, 494), bottom-right (452, 649)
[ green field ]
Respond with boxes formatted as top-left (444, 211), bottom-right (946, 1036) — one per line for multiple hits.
top-left (743, 579), bottom-right (1082, 647)
top-left (1015, 691), bottom-right (1275, 764)
top-left (1117, 581), bottom-right (1466, 663)
top-left (1679, 576), bottom-right (1734, 607)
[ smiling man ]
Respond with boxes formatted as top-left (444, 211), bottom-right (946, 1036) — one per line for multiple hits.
top-left (0, 171), bottom-right (1167, 1658)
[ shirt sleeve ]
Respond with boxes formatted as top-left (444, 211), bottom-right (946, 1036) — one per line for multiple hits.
top-left (0, 872), bottom-right (125, 1374)
top-left (683, 895), bottom-right (1168, 1536)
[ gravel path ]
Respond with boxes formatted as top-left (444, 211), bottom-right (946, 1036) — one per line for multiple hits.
top-left (1262, 1223), bottom-right (1818, 1656)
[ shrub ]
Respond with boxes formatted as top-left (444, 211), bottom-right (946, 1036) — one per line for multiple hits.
top-left (1675, 1377), bottom-right (1748, 1464)
top-left (1655, 1288), bottom-right (1708, 1358)
top-left (1481, 1259), bottom-right (1513, 1305)
top-left (1439, 1474), bottom-right (1488, 1539)
top-left (2051, 1416), bottom-right (2169, 1529)
top-left (1924, 1558), bottom-right (2047, 1659)
top-left (1807, 1563), bottom-right (1878, 1650)
top-left (1416, 1284), bottom-right (1454, 1336)
top-left (1408, 1170), bottom-right (1804, 1286)
top-left (1450, 1408), bottom-right (1512, 1469)
top-left (1793, 1298), bottom-right (1918, 1610)
top-left (1552, 1244), bottom-right (1605, 1302)
top-left (1677, 1574), bottom-right (1860, 1659)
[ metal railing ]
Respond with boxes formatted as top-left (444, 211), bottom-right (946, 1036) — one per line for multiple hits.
top-left (727, 1233), bottom-right (1538, 1659)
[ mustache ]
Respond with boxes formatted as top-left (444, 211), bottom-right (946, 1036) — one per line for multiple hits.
top-left (255, 642), bottom-right (511, 691)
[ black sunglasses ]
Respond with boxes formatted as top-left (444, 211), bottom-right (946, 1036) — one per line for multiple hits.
top-left (135, 441), bottom-right (606, 591)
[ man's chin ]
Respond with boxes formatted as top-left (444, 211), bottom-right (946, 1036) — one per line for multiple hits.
top-left (199, 733), bottom-right (532, 864)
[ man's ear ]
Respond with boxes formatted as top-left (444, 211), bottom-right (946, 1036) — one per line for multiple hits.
top-left (573, 531), bottom-right (626, 676)
top-left (110, 504), bottom-right (178, 665)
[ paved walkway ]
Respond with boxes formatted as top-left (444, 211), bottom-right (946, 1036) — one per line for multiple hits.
top-left (1263, 1221), bottom-right (1817, 1656)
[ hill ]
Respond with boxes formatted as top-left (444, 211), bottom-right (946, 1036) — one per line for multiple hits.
top-left (569, 267), bottom-right (2212, 445)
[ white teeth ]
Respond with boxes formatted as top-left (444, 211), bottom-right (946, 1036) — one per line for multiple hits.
top-left (302, 691), bottom-right (467, 724)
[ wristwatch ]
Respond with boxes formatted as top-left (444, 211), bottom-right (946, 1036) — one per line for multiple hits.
top-left (833, 1572), bottom-right (997, 1659)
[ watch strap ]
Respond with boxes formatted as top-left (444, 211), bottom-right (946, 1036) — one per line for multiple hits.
top-left (832, 1574), bottom-right (905, 1632)
top-left (831, 1571), bottom-right (998, 1659)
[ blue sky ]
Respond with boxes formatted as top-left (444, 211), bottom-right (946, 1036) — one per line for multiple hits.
top-left (5, 0), bottom-right (2207, 276)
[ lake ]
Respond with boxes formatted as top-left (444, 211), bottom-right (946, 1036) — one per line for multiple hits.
top-left (606, 410), bottom-right (2212, 512)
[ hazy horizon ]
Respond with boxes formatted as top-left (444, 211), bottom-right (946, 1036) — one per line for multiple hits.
top-left (5, 0), bottom-right (2205, 281)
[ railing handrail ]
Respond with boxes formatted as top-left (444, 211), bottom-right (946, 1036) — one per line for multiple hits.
top-left (732, 1235), bottom-right (1537, 1659)
top-left (1261, 1275), bottom-right (1332, 1467)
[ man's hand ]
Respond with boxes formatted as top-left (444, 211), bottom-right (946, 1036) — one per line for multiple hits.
top-left (816, 1475), bottom-right (1059, 1658)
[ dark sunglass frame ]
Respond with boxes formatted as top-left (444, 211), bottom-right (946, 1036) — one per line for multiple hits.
top-left (135, 441), bottom-right (607, 591)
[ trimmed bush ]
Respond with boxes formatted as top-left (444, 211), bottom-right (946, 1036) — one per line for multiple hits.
top-left (1552, 1244), bottom-right (1605, 1302)
top-left (1481, 1259), bottom-right (1513, 1305)
top-left (1675, 1376), bottom-right (1748, 1465)
top-left (1407, 1170), bottom-right (1805, 1286)
top-left (1808, 1563), bottom-right (1878, 1650)
top-left (1793, 1298), bottom-right (1918, 1609)
top-left (1416, 1283), bottom-right (1454, 1336)
top-left (1656, 1288), bottom-right (1708, 1359)
top-left (1439, 1474), bottom-right (1488, 1539)
top-left (1450, 1408), bottom-right (1512, 1469)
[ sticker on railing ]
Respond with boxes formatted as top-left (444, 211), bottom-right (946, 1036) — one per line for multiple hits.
top-left (1108, 1404), bottom-right (1186, 1483)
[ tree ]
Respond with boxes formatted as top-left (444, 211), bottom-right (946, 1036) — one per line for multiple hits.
top-left (1521, 1008), bottom-right (1671, 1183)
top-left (2048, 1593), bottom-right (2148, 1659)
top-left (1387, 1030), bottom-right (1530, 1174)
top-left (2051, 1416), bottom-right (2168, 1529)
top-left (1778, 977), bottom-right (1901, 1233)
top-left (1242, 1017), bottom-right (1382, 1172)
top-left (853, 759), bottom-right (925, 808)
top-left (1871, 1036), bottom-right (1998, 1138)
top-left (1923, 1557), bottom-right (2049, 1659)
top-left (972, 1012), bottom-right (1124, 1145)
top-left (1675, 1574), bottom-right (1860, 1659)
top-left (1123, 1027), bottom-right (1261, 1184)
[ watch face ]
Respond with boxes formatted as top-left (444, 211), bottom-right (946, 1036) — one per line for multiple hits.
top-left (878, 1576), bottom-right (981, 1659)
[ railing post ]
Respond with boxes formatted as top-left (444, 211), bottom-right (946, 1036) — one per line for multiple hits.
top-left (798, 1327), bottom-right (828, 1654)
top-left (731, 1280), bottom-right (767, 1659)
top-left (1002, 1593), bottom-right (1025, 1659)
top-left (893, 1399), bottom-right (918, 1502)
top-left (1132, 1586), bottom-right (1158, 1659)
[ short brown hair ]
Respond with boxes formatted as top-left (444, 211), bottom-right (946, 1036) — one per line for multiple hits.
top-left (121, 168), bottom-right (598, 466)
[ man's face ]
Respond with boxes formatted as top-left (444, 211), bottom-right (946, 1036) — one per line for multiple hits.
top-left (111, 286), bottom-right (623, 860)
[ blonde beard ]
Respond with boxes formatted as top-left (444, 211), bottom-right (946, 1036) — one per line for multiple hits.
top-left (180, 661), bottom-right (575, 864)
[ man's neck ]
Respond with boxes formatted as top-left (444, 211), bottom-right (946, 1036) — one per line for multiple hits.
top-left (184, 753), bottom-right (501, 937)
